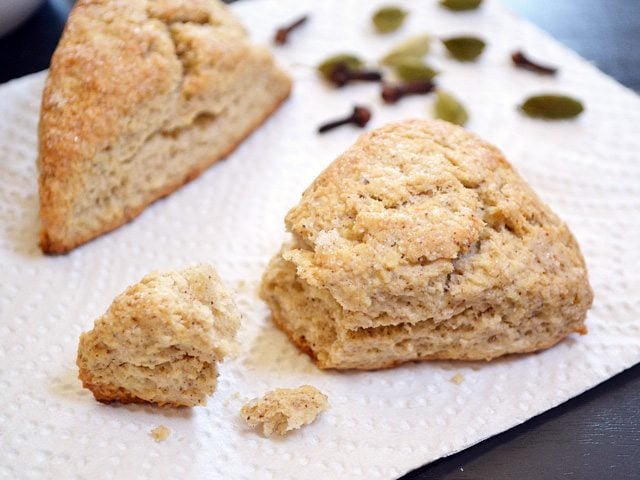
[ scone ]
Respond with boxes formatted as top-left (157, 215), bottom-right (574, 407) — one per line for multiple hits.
top-left (77, 264), bottom-right (241, 406)
top-left (260, 119), bottom-right (593, 369)
top-left (38, 0), bottom-right (292, 254)
top-left (241, 386), bottom-right (328, 437)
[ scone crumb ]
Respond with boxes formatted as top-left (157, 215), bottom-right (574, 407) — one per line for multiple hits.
top-left (150, 425), bottom-right (171, 442)
top-left (224, 391), bottom-right (244, 407)
top-left (241, 385), bottom-right (328, 437)
top-left (450, 373), bottom-right (465, 385)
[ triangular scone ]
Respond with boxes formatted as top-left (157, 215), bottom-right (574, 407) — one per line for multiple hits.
top-left (261, 120), bottom-right (593, 369)
top-left (77, 264), bottom-right (241, 406)
top-left (38, 0), bottom-right (291, 253)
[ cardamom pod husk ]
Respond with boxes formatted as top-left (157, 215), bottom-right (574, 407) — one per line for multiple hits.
top-left (317, 54), bottom-right (364, 80)
top-left (434, 91), bottom-right (469, 125)
top-left (372, 6), bottom-right (407, 33)
top-left (442, 36), bottom-right (486, 61)
top-left (520, 94), bottom-right (584, 119)
top-left (440, 0), bottom-right (483, 11)
top-left (394, 58), bottom-right (439, 82)
top-left (380, 34), bottom-right (431, 66)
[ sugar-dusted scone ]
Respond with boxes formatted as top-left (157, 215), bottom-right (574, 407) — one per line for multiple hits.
top-left (261, 119), bottom-right (593, 369)
top-left (241, 386), bottom-right (328, 437)
top-left (38, 0), bottom-right (292, 254)
top-left (77, 264), bottom-right (241, 407)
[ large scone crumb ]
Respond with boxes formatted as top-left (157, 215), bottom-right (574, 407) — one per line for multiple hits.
top-left (77, 264), bottom-right (241, 407)
top-left (260, 119), bottom-right (593, 369)
top-left (38, 0), bottom-right (291, 254)
top-left (150, 425), bottom-right (171, 442)
top-left (241, 386), bottom-right (328, 437)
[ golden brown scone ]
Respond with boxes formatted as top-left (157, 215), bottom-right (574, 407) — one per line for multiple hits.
top-left (241, 386), bottom-right (328, 437)
top-left (77, 264), bottom-right (241, 407)
top-left (260, 119), bottom-right (593, 369)
top-left (38, 0), bottom-right (292, 254)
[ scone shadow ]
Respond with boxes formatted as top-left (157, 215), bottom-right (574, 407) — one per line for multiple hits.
top-left (242, 320), bottom-right (320, 375)
top-left (4, 190), bottom-right (42, 258)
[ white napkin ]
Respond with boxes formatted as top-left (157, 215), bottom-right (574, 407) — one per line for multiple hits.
top-left (1, 0), bottom-right (639, 478)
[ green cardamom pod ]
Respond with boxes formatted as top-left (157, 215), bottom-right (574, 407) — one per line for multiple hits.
top-left (394, 58), bottom-right (439, 82)
top-left (434, 91), bottom-right (469, 126)
top-left (372, 6), bottom-right (408, 33)
top-left (440, 0), bottom-right (483, 11)
top-left (380, 34), bottom-right (431, 66)
top-left (442, 36), bottom-right (486, 61)
top-left (317, 54), bottom-right (364, 80)
top-left (520, 94), bottom-right (584, 119)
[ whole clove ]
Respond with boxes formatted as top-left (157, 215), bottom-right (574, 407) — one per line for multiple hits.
top-left (381, 80), bottom-right (436, 104)
top-left (329, 64), bottom-right (382, 87)
top-left (317, 106), bottom-right (372, 133)
top-left (274, 15), bottom-right (308, 45)
top-left (511, 50), bottom-right (557, 75)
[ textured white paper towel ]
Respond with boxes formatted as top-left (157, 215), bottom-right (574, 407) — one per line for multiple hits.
top-left (1, 0), bottom-right (639, 478)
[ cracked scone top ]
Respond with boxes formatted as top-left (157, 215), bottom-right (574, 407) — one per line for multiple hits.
top-left (77, 264), bottom-right (241, 407)
top-left (38, 0), bottom-right (291, 253)
top-left (261, 119), bottom-right (593, 369)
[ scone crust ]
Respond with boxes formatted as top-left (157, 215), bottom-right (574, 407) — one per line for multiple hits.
top-left (261, 120), bottom-right (593, 369)
top-left (38, 0), bottom-right (291, 254)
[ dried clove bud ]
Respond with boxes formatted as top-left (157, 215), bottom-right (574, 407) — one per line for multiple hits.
top-left (442, 36), bottom-right (486, 61)
top-left (382, 80), bottom-right (436, 104)
top-left (317, 106), bottom-right (372, 133)
top-left (274, 15), bottom-right (308, 45)
top-left (434, 90), bottom-right (469, 125)
top-left (372, 6), bottom-right (408, 33)
top-left (329, 64), bottom-right (382, 87)
top-left (511, 50), bottom-right (557, 75)
top-left (440, 0), bottom-right (483, 11)
top-left (519, 94), bottom-right (584, 119)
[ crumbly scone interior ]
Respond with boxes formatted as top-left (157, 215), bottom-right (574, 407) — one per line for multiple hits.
top-left (77, 264), bottom-right (241, 406)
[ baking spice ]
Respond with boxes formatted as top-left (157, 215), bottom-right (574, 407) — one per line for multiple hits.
top-left (443, 36), bottom-right (486, 61)
top-left (380, 34), bottom-right (431, 66)
top-left (317, 54), bottom-right (364, 80)
top-left (520, 94), bottom-right (584, 119)
top-left (274, 15), bottom-right (308, 45)
top-left (372, 6), bottom-right (407, 33)
top-left (511, 50), bottom-right (557, 75)
top-left (317, 106), bottom-right (372, 133)
top-left (329, 64), bottom-right (383, 88)
top-left (434, 90), bottom-right (469, 125)
top-left (440, 0), bottom-right (483, 11)
top-left (382, 80), bottom-right (436, 104)
top-left (394, 58), bottom-right (439, 82)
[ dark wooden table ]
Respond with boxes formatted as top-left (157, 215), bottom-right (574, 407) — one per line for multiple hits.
top-left (1, 1), bottom-right (638, 479)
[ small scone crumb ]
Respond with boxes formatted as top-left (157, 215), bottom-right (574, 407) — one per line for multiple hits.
top-left (241, 386), bottom-right (328, 437)
top-left (150, 425), bottom-right (171, 442)
top-left (450, 373), bottom-right (465, 385)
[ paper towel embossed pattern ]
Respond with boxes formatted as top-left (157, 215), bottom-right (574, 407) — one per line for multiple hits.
top-left (0, 0), bottom-right (639, 478)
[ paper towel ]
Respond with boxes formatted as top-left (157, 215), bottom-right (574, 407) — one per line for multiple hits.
top-left (0, 0), bottom-right (639, 478)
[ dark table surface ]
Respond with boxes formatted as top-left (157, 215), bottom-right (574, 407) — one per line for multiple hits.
top-left (1, 1), bottom-right (638, 479)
